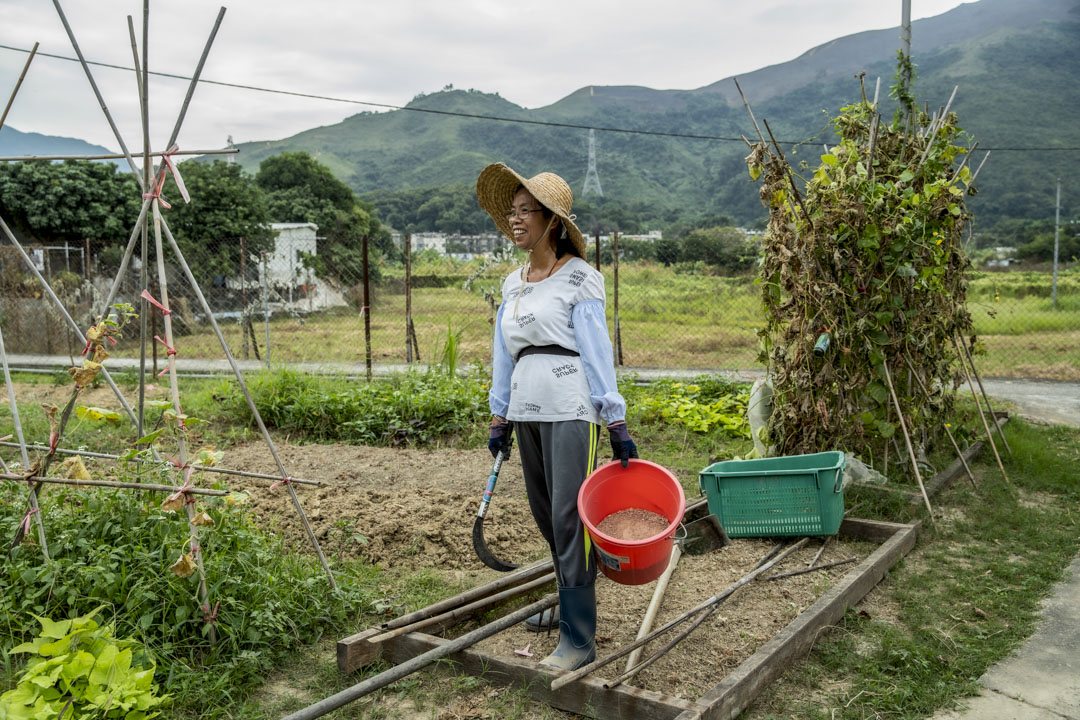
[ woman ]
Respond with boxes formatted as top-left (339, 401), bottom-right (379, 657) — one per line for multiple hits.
top-left (476, 163), bottom-right (638, 671)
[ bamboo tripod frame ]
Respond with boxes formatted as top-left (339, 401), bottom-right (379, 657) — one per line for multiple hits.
top-left (0, 2), bottom-right (336, 597)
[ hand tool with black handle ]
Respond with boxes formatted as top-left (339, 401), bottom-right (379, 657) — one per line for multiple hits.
top-left (472, 424), bottom-right (520, 572)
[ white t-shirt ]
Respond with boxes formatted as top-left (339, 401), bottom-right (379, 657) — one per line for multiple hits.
top-left (499, 257), bottom-right (604, 424)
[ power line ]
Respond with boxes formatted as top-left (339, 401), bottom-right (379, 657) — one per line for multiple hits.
top-left (2, 43), bottom-right (1079, 152)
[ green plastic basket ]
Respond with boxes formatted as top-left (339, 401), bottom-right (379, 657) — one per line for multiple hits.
top-left (698, 451), bottom-right (846, 538)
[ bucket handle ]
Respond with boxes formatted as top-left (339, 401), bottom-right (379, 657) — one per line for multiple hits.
top-left (673, 522), bottom-right (688, 542)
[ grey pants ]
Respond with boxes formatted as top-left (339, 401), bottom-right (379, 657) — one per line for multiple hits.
top-left (515, 420), bottom-right (601, 588)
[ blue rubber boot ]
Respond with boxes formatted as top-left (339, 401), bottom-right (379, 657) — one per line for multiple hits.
top-left (539, 584), bottom-right (596, 671)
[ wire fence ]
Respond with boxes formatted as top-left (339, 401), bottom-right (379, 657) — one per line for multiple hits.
top-left (1, 234), bottom-right (1077, 380)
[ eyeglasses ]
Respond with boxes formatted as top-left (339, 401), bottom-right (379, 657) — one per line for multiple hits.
top-left (504, 207), bottom-right (544, 221)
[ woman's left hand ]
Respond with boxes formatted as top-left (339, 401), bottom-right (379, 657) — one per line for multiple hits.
top-left (608, 422), bottom-right (638, 468)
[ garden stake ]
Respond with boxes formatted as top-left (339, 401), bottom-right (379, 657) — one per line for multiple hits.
top-left (761, 557), bottom-right (857, 582)
top-left (159, 217), bottom-right (337, 587)
top-left (368, 571), bottom-right (556, 643)
top-left (881, 361), bottom-right (934, 517)
top-left (809, 537), bottom-right (829, 567)
top-left (902, 351), bottom-right (976, 488)
top-left (952, 334), bottom-right (1008, 482)
top-left (553, 539), bottom-right (810, 691)
top-left (957, 335), bottom-right (1011, 457)
top-left (969, 151), bottom-right (991, 185)
top-left (625, 542), bottom-right (682, 674)
top-left (376, 558), bottom-right (554, 631)
top-left (53, 0), bottom-right (337, 588)
top-left (129, 8), bottom-right (151, 441)
top-left (0, 474), bottom-right (228, 495)
top-left (915, 85), bottom-right (958, 172)
top-left (0, 323), bottom-right (49, 557)
top-left (1, 42), bottom-right (36, 131)
top-left (151, 200), bottom-right (215, 644)
top-left (0, 442), bottom-right (322, 487)
top-left (284, 594), bottom-right (559, 720)
top-left (753, 541), bottom-right (786, 570)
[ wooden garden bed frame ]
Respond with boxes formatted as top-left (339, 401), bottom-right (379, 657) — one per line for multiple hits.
top-left (337, 516), bottom-right (918, 720)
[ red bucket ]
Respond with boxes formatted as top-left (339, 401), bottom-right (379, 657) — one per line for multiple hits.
top-left (578, 459), bottom-right (686, 585)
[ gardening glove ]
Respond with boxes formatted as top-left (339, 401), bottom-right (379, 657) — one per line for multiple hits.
top-left (488, 420), bottom-right (511, 459)
top-left (608, 422), bottom-right (638, 468)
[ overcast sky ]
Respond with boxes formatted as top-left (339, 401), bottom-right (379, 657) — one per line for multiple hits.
top-left (1, 0), bottom-right (969, 154)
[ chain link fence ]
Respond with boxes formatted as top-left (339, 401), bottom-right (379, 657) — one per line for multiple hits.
top-left (1, 231), bottom-right (1077, 380)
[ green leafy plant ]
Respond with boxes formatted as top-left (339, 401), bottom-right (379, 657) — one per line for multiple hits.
top-left (1, 607), bottom-right (168, 719)
top-left (747, 65), bottom-right (975, 457)
top-left (629, 376), bottom-right (751, 438)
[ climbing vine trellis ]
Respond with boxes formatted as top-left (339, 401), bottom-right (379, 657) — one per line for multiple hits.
top-left (743, 69), bottom-right (992, 476)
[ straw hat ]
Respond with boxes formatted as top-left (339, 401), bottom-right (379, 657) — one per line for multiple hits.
top-left (476, 163), bottom-right (587, 258)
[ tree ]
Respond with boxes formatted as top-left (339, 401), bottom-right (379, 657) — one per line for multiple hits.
top-left (163, 160), bottom-right (273, 285)
top-left (257, 152), bottom-right (394, 282)
top-left (0, 160), bottom-right (140, 252)
top-left (654, 236), bottom-right (681, 266)
top-left (681, 227), bottom-right (757, 271)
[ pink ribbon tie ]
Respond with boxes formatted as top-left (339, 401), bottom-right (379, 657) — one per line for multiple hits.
top-left (201, 601), bottom-right (219, 625)
top-left (270, 477), bottom-right (293, 491)
top-left (154, 335), bottom-right (177, 357)
top-left (140, 289), bottom-right (172, 316)
top-left (142, 145), bottom-right (190, 210)
top-left (19, 507), bottom-right (39, 536)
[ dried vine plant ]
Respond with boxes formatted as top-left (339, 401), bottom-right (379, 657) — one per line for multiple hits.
top-left (746, 75), bottom-right (978, 460)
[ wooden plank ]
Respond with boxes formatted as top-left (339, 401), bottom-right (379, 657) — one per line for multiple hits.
top-left (839, 516), bottom-right (920, 542)
top-left (381, 630), bottom-right (698, 720)
top-left (675, 523), bottom-right (919, 720)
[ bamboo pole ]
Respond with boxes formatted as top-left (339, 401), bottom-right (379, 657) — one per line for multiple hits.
top-left (881, 362), bottom-right (934, 517)
top-left (956, 335), bottom-right (1011, 456)
top-left (158, 217), bottom-right (337, 587)
top-left (0, 442), bottom-right (323, 487)
top-left (624, 543), bottom-right (681, 673)
top-left (129, 10), bottom-right (150, 443)
top-left (0, 148), bottom-right (236, 163)
top-left (953, 334), bottom-right (1008, 481)
top-left (0, 323), bottom-right (49, 557)
top-left (551, 539), bottom-right (810, 691)
top-left (808, 538), bottom-right (829, 567)
top-left (916, 85), bottom-right (958, 172)
top-left (0, 474), bottom-right (227, 495)
top-left (949, 141), bottom-right (979, 185)
top-left (969, 151), bottom-right (991, 185)
top-left (151, 200), bottom-right (214, 643)
top-left (762, 117), bottom-right (813, 227)
top-left (283, 594), bottom-right (559, 720)
top-left (901, 351), bottom-right (977, 487)
top-left (377, 558), bottom-right (554, 631)
top-left (761, 557), bottom-right (857, 582)
top-left (0, 42), bottom-right (37, 131)
top-left (368, 572), bottom-right (556, 643)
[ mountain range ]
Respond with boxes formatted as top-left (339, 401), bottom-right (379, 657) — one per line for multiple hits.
top-left (5, 0), bottom-right (1077, 229)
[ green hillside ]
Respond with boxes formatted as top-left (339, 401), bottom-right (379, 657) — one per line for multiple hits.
top-left (231, 0), bottom-right (1080, 229)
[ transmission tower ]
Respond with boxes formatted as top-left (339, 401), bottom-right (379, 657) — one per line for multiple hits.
top-left (582, 129), bottom-right (603, 197)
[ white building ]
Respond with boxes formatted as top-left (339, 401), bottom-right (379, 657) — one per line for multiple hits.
top-left (262, 222), bottom-right (347, 312)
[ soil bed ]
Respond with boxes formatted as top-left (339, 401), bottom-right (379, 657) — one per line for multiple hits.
top-left (220, 439), bottom-right (874, 700)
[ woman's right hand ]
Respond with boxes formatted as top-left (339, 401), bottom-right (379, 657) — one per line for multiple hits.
top-left (488, 420), bottom-right (510, 458)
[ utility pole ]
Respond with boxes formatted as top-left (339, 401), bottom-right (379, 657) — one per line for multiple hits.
top-left (1053, 178), bottom-right (1061, 308)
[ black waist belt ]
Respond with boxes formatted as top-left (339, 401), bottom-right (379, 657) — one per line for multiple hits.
top-left (517, 345), bottom-right (579, 361)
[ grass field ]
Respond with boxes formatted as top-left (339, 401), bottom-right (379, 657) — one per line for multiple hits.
top-left (112, 262), bottom-right (1079, 379)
